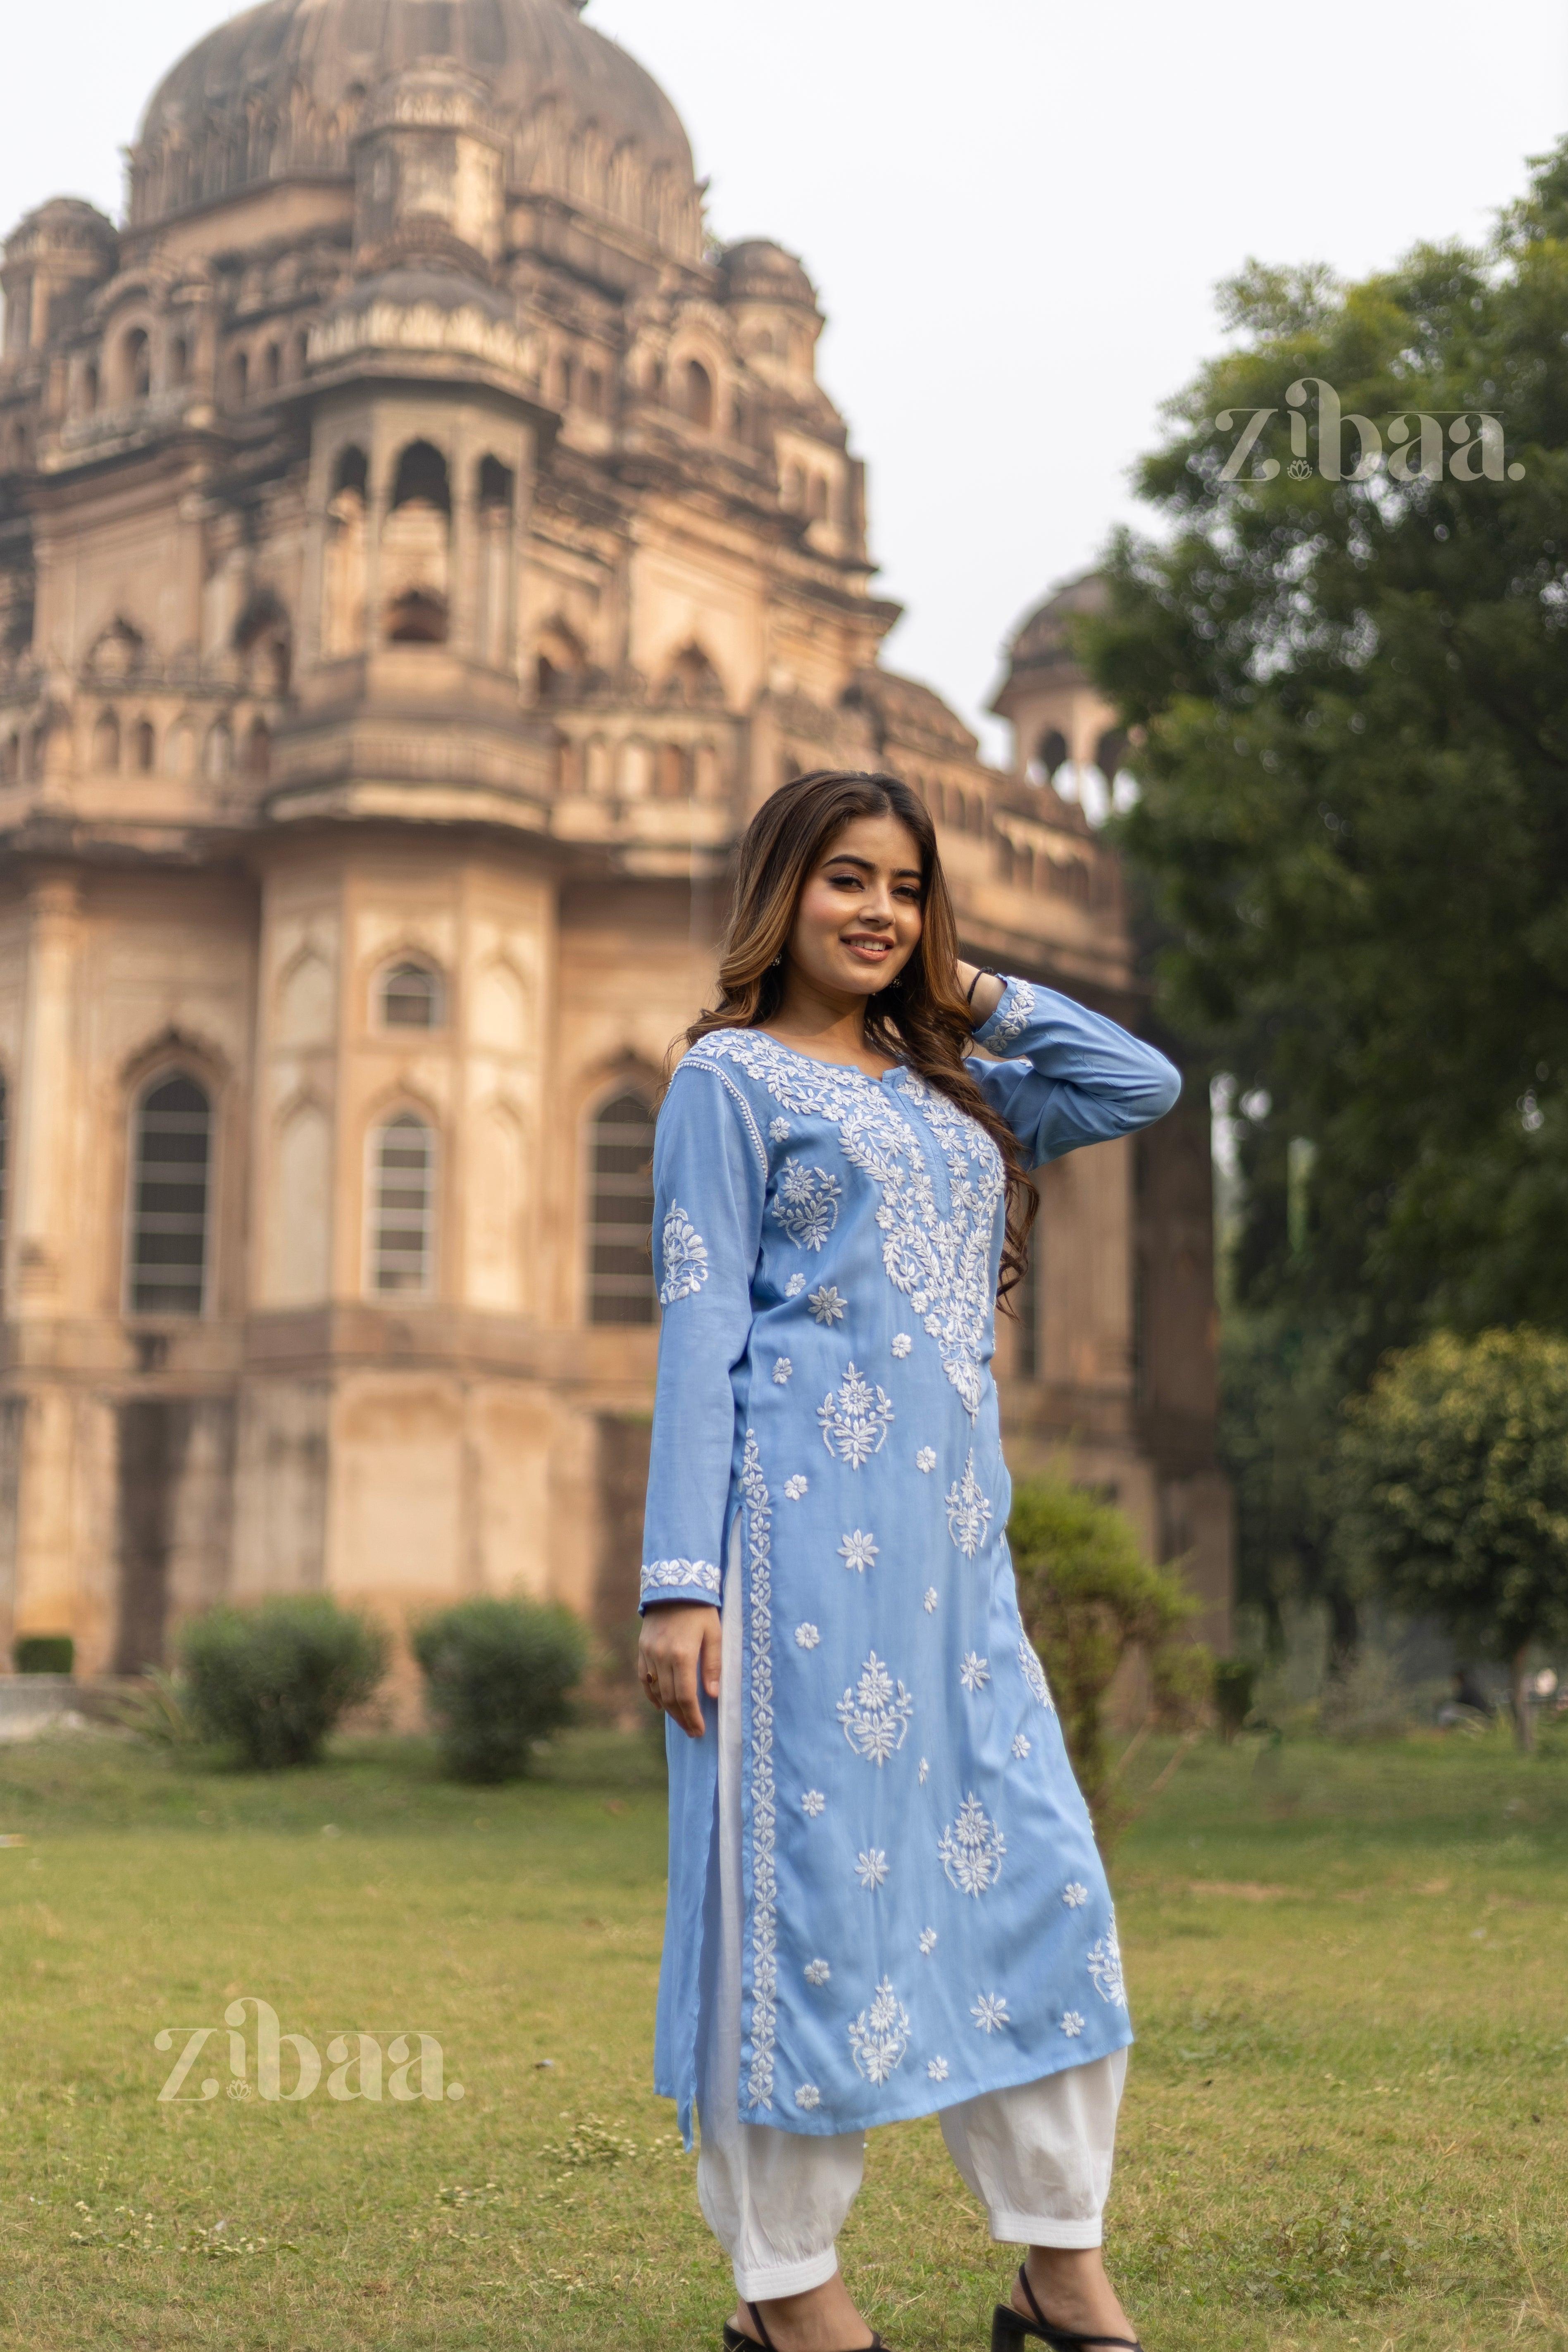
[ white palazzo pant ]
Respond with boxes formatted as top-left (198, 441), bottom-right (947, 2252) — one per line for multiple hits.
top-left (695, 1546), bottom-right (1127, 2303)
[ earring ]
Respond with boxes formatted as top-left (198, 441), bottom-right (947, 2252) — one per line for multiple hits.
top-left (770, 953), bottom-right (783, 969)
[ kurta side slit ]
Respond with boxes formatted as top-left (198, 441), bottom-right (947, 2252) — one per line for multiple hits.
top-left (641, 978), bottom-right (1182, 2147)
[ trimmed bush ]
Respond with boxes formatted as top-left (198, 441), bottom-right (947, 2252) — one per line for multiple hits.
top-left (413, 1597), bottom-right (588, 1783)
top-left (14, 1634), bottom-right (74, 1676)
top-left (1009, 1473), bottom-right (1205, 1822)
top-left (179, 1596), bottom-right (389, 1769)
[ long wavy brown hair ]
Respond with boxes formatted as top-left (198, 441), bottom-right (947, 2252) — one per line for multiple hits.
top-left (674, 769), bottom-right (1038, 1306)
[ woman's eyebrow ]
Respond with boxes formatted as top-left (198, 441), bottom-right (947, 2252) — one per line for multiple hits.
top-left (822, 854), bottom-right (923, 881)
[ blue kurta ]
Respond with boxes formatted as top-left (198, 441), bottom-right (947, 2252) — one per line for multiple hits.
top-left (641, 977), bottom-right (1181, 2143)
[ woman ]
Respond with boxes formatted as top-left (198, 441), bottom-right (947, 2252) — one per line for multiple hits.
top-left (637, 772), bottom-right (1179, 2352)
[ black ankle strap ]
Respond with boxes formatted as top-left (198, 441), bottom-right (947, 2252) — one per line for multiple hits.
top-left (747, 2302), bottom-right (779, 2352)
top-left (1014, 2265), bottom-right (1139, 2350)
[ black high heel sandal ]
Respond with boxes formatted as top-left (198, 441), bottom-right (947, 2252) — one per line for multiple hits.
top-left (723, 2300), bottom-right (893, 2352)
top-left (991, 2263), bottom-right (1143, 2352)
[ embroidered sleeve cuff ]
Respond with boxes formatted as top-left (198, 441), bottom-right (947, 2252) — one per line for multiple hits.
top-left (640, 1558), bottom-right (723, 1607)
top-left (972, 975), bottom-right (1036, 1053)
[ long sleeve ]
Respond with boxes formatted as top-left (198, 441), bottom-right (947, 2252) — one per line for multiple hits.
top-left (639, 1056), bottom-right (769, 1611)
top-left (966, 974), bottom-right (1181, 1168)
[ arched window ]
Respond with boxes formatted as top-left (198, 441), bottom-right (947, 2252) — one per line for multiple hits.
top-left (131, 719), bottom-right (156, 774)
top-left (384, 440), bottom-right (451, 644)
top-left (263, 341), bottom-right (282, 391)
top-left (0, 732), bottom-right (19, 784)
top-left (380, 960), bottom-right (443, 1030)
top-left (582, 366), bottom-right (605, 417)
top-left (684, 359), bottom-right (714, 429)
top-left (94, 710), bottom-right (121, 772)
top-left (124, 329), bottom-right (151, 401)
top-left (128, 1074), bottom-right (212, 1316)
top-left (241, 717), bottom-right (271, 779)
top-left (83, 360), bottom-right (100, 415)
top-left (230, 348), bottom-right (249, 404)
top-left (1036, 728), bottom-right (1068, 781)
top-left (369, 1111), bottom-right (435, 1295)
top-left (806, 474), bottom-right (829, 521)
top-left (169, 334), bottom-right (190, 387)
top-left (1095, 727), bottom-right (1128, 783)
top-left (587, 1089), bottom-right (656, 1325)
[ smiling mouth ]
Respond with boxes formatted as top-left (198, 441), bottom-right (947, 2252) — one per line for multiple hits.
top-left (843, 934), bottom-right (893, 958)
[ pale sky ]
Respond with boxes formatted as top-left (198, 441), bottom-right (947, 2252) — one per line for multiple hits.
top-left (3, 0), bottom-right (1565, 758)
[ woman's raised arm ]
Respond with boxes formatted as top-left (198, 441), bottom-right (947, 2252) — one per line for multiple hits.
top-left (965, 974), bottom-right (1182, 1168)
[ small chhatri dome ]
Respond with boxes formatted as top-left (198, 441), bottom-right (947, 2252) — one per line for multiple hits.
top-left (719, 239), bottom-right (819, 311)
top-left (1006, 572), bottom-right (1109, 675)
top-left (129, 0), bottom-right (702, 260)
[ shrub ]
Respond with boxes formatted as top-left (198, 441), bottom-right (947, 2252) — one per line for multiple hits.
top-left (14, 1634), bottom-right (74, 1675)
top-left (179, 1596), bottom-right (389, 1769)
top-left (1213, 1656), bottom-right (1260, 1742)
top-left (1009, 1473), bottom-right (1205, 1819)
top-left (412, 1597), bottom-right (588, 1783)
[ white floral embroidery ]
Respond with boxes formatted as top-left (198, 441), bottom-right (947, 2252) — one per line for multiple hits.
top-left (794, 1623), bottom-right (820, 1650)
top-left (917, 1756), bottom-right (929, 1784)
top-left (855, 1848), bottom-right (889, 1891)
top-left (985, 978), bottom-right (1036, 1050)
top-left (945, 1451), bottom-right (993, 1558)
top-left (916, 1447), bottom-right (937, 1474)
top-left (739, 1433), bottom-right (777, 2108)
top-left (804, 1959), bottom-right (831, 1987)
top-left (891, 1332), bottom-right (913, 1358)
top-left (772, 1357), bottom-right (794, 1386)
top-left (959, 1651), bottom-right (990, 1694)
top-left (1063, 1882), bottom-right (1089, 1909)
top-left (838, 1652), bottom-right (914, 1765)
top-left (1018, 1637), bottom-right (1056, 1712)
top-left (807, 1283), bottom-right (847, 1325)
top-left (1061, 2011), bottom-right (1085, 2038)
top-left (919, 1927), bottom-right (938, 1955)
top-left (685, 1032), bottom-right (1005, 1416)
top-left (927, 2056), bottom-right (950, 2081)
top-left (794, 2083), bottom-right (820, 2110)
top-left (784, 1474), bottom-right (809, 1500)
top-left (773, 1159), bottom-right (844, 1251)
top-left (769, 1117), bottom-right (791, 1143)
top-left (938, 1794), bottom-right (1007, 1897)
top-left (839, 1527), bottom-right (879, 1574)
top-left (922, 1587), bottom-right (939, 1613)
top-left (1011, 1732), bottom-right (1032, 1759)
top-left (801, 1789), bottom-right (825, 1817)
top-left (818, 1362), bottom-right (894, 1468)
top-left (971, 1992), bottom-right (1010, 2035)
top-left (641, 1558), bottom-right (722, 1600)
top-left (658, 1203), bottom-right (709, 1304)
top-left (785, 1272), bottom-right (807, 1298)
top-left (848, 1976), bottom-right (910, 2085)
top-left (1087, 1923), bottom-right (1127, 2009)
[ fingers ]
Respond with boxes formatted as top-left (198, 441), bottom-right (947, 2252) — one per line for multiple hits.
top-left (701, 1609), bottom-right (724, 1700)
top-left (637, 1606), bottom-right (718, 1740)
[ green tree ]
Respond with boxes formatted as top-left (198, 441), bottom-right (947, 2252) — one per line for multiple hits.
top-left (1219, 1306), bottom-right (1362, 1668)
top-left (1338, 1328), bottom-right (1568, 1746)
top-left (1087, 141), bottom-right (1568, 1360)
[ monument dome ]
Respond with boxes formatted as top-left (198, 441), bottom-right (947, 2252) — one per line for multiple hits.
top-left (129, 0), bottom-right (702, 260)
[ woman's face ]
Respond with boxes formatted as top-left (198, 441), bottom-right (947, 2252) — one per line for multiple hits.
top-left (785, 811), bottom-right (925, 1001)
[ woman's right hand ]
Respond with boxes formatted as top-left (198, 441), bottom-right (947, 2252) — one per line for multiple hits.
top-left (638, 1602), bottom-right (722, 1739)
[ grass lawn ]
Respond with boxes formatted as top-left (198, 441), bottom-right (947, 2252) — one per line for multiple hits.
top-left (0, 1720), bottom-right (1564, 2352)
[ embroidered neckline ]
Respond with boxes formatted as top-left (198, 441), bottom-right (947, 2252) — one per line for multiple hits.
top-left (686, 1028), bottom-right (1004, 1417)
